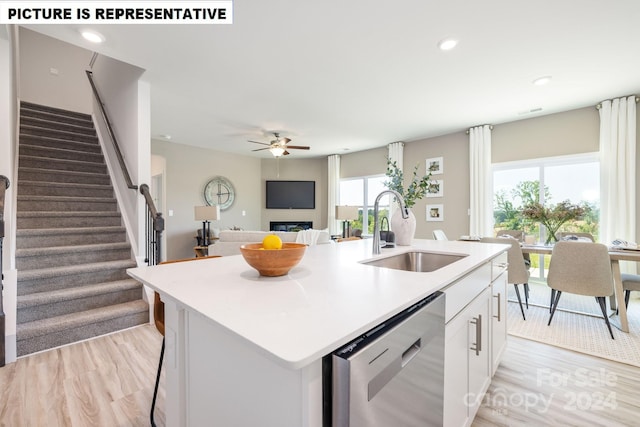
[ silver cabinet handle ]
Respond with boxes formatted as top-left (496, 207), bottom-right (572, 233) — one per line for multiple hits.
top-left (470, 314), bottom-right (482, 356)
top-left (493, 293), bottom-right (502, 321)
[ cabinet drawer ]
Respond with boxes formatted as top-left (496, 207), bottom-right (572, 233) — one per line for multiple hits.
top-left (442, 262), bottom-right (491, 323)
top-left (491, 252), bottom-right (508, 281)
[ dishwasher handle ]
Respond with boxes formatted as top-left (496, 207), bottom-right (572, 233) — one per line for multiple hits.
top-left (368, 338), bottom-right (423, 401)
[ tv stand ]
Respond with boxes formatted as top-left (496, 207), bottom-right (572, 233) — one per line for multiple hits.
top-left (270, 221), bottom-right (313, 232)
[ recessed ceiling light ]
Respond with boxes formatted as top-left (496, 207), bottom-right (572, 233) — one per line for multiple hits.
top-left (438, 38), bottom-right (458, 51)
top-left (80, 30), bottom-right (105, 44)
top-left (532, 76), bottom-right (552, 86)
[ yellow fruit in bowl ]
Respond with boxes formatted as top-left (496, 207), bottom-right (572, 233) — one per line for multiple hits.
top-left (262, 234), bottom-right (283, 250)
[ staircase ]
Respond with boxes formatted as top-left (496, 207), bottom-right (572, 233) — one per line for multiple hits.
top-left (15, 101), bottom-right (149, 357)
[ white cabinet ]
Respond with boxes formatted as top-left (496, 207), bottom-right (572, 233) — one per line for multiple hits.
top-left (444, 286), bottom-right (491, 427)
top-left (443, 252), bottom-right (506, 427)
top-left (490, 265), bottom-right (508, 376)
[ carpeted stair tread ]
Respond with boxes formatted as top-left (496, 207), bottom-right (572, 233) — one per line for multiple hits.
top-left (16, 300), bottom-right (149, 340)
top-left (20, 134), bottom-right (101, 153)
top-left (19, 154), bottom-right (108, 174)
top-left (17, 279), bottom-right (142, 309)
top-left (21, 101), bottom-right (92, 121)
top-left (20, 109), bottom-right (93, 128)
top-left (17, 210), bottom-right (120, 219)
top-left (17, 225), bottom-right (126, 237)
top-left (18, 259), bottom-right (137, 282)
top-left (17, 241), bottom-right (131, 257)
top-left (20, 124), bottom-right (99, 144)
top-left (21, 116), bottom-right (96, 135)
top-left (17, 211), bottom-right (122, 229)
top-left (18, 180), bottom-right (113, 198)
top-left (19, 167), bottom-right (110, 185)
top-left (20, 143), bottom-right (104, 163)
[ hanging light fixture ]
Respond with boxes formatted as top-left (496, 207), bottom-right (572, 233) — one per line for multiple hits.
top-left (269, 146), bottom-right (285, 157)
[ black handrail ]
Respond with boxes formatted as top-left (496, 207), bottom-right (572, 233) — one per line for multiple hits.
top-left (85, 70), bottom-right (137, 190)
top-left (0, 174), bottom-right (10, 367)
top-left (140, 184), bottom-right (164, 266)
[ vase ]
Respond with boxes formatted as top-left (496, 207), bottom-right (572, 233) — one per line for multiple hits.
top-left (391, 208), bottom-right (416, 246)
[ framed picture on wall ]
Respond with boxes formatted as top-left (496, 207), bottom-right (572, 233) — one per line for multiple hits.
top-left (426, 157), bottom-right (443, 175)
top-left (425, 180), bottom-right (443, 198)
top-left (426, 204), bottom-right (444, 222)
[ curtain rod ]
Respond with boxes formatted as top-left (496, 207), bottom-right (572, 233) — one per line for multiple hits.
top-left (595, 95), bottom-right (639, 110)
top-left (465, 125), bottom-right (493, 135)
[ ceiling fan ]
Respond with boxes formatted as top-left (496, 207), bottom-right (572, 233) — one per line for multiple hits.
top-left (248, 132), bottom-right (310, 157)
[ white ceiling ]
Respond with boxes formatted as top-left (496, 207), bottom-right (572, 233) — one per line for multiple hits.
top-left (24, 0), bottom-right (640, 159)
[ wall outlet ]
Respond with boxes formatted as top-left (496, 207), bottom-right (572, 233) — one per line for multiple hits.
top-left (168, 209), bottom-right (174, 217)
top-left (49, 67), bottom-right (59, 76)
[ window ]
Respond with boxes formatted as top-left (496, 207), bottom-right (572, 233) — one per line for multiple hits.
top-left (493, 153), bottom-right (600, 279)
top-left (340, 175), bottom-right (390, 235)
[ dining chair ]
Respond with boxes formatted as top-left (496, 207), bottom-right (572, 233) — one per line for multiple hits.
top-left (481, 237), bottom-right (530, 320)
top-left (555, 232), bottom-right (595, 242)
top-left (546, 241), bottom-right (615, 339)
top-left (433, 229), bottom-right (448, 241)
top-left (620, 274), bottom-right (640, 310)
top-left (151, 255), bottom-right (221, 427)
top-left (497, 229), bottom-right (531, 270)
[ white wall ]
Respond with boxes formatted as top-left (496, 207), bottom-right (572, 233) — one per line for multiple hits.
top-left (90, 54), bottom-right (147, 259)
top-left (1, 26), bottom-right (18, 363)
top-left (18, 28), bottom-right (92, 113)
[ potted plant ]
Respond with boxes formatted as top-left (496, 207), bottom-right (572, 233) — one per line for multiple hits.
top-left (520, 200), bottom-right (589, 245)
top-left (384, 159), bottom-right (432, 245)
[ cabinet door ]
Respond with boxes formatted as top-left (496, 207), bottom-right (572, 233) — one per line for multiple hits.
top-left (444, 309), bottom-right (471, 427)
top-left (491, 273), bottom-right (507, 375)
top-left (444, 286), bottom-right (492, 427)
top-left (467, 288), bottom-right (492, 423)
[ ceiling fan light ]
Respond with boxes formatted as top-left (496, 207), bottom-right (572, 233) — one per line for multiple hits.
top-left (270, 147), bottom-right (285, 157)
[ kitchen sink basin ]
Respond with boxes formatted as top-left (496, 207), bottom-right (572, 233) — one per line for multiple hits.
top-left (361, 251), bottom-right (467, 272)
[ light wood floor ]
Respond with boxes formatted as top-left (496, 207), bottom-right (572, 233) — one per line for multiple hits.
top-left (1, 325), bottom-right (639, 426)
top-left (0, 325), bottom-right (165, 427)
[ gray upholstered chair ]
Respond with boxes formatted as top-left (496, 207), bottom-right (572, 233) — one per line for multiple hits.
top-left (481, 237), bottom-right (530, 320)
top-left (433, 229), bottom-right (448, 241)
top-left (621, 274), bottom-right (640, 310)
top-left (497, 229), bottom-right (531, 272)
top-left (547, 241), bottom-right (615, 339)
top-left (555, 232), bottom-right (595, 242)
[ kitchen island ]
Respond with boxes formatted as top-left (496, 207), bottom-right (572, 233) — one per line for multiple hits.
top-left (127, 238), bottom-right (508, 426)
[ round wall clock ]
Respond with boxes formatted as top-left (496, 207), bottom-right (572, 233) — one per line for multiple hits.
top-left (204, 176), bottom-right (235, 210)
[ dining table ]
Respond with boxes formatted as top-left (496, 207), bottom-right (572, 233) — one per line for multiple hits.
top-left (521, 244), bottom-right (639, 333)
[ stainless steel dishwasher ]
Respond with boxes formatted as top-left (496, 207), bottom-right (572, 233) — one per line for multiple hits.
top-left (330, 291), bottom-right (445, 427)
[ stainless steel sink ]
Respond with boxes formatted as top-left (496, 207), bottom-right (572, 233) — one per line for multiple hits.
top-left (361, 251), bottom-right (467, 272)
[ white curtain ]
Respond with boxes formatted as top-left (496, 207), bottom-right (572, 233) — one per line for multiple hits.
top-left (327, 154), bottom-right (341, 235)
top-left (388, 142), bottom-right (404, 217)
top-left (599, 96), bottom-right (636, 259)
top-left (469, 125), bottom-right (493, 237)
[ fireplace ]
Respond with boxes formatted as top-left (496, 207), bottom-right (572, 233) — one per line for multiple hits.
top-left (270, 221), bottom-right (313, 232)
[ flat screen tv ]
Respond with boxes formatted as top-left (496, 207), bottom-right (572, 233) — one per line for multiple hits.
top-left (266, 180), bottom-right (315, 209)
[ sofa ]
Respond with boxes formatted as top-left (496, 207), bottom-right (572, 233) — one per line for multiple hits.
top-left (209, 229), bottom-right (333, 256)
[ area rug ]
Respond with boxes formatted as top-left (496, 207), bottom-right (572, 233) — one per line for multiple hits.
top-left (506, 282), bottom-right (640, 367)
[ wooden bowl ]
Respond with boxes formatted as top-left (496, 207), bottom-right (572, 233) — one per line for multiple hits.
top-left (239, 242), bottom-right (307, 277)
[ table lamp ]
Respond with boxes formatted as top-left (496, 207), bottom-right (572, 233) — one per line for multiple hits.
top-left (195, 205), bottom-right (220, 246)
top-left (336, 205), bottom-right (359, 238)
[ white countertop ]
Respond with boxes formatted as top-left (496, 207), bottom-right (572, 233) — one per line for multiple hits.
top-left (127, 239), bottom-right (506, 369)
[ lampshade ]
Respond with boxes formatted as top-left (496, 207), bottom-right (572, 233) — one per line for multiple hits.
top-left (270, 146), bottom-right (285, 157)
top-left (335, 205), bottom-right (359, 221)
top-left (194, 205), bottom-right (220, 221)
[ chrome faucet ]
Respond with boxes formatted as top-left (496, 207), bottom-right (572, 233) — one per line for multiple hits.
top-left (372, 190), bottom-right (409, 255)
